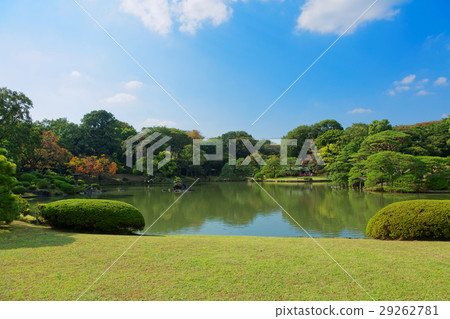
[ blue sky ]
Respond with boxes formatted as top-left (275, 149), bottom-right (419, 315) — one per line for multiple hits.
top-left (0, 0), bottom-right (449, 139)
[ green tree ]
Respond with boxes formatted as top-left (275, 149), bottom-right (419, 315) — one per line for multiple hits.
top-left (328, 147), bottom-right (354, 186)
top-left (394, 119), bottom-right (449, 156)
top-left (235, 157), bottom-right (259, 177)
top-left (141, 126), bottom-right (192, 154)
top-left (283, 125), bottom-right (313, 157)
top-left (259, 156), bottom-right (283, 178)
top-left (153, 151), bottom-right (177, 177)
top-left (418, 156), bottom-right (449, 190)
top-left (0, 149), bottom-right (20, 223)
top-left (364, 151), bottom-right (425, 192)
top-left (362, 130), bottom-right (410, 152)
top-left (79, 110), bottom-right (123, 157)
top-left (0, 87), bottom-right (41, 167)
top-left (315, 129), bottom-right (344, 149)
top-left (368, 119), bottom-right (392, 135)
top-left (311, 119), bottom-right (343, 137)
top-left (118, 121), bottom-right (137, 142)
top-left (179, 144), bottom-right (205, 177)
top-left (220, 131), bottom-right (261, 160)
top-left (218, 163), bottom-right (237, 180)
top-left (342, 123), bottom-right (369, 146)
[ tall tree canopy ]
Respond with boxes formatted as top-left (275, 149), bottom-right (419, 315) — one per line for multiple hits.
top-left (0, 88), bottom-right (41, 167)
top-left (368, 119), bottom-right (392, 135)
top-left (284, 120), bottom-right (343, 157)
top-left (79, 110), bottom-right (123, 157)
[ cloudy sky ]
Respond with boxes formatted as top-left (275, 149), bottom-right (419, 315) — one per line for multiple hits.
top-left (0, 0), bottom-right (449, 138)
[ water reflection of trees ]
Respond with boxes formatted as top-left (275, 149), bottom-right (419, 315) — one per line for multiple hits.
top-left (119, 182), bottom-right (278, 234)
top-left (97, 183), bottom-right (446, 237)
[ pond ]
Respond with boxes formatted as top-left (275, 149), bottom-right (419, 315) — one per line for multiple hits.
top-left (29, 182), bottom-right (449, 238)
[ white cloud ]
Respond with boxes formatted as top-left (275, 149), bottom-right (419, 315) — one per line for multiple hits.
top-left (416, 90), bottom-right (431, 96)
top-left (120, 0), bottom-right (173, 34)
top-left (142, 117), bottom-right (176, 127)
top-left (120, 0), bottom-right (234, 35)
top-left (395, 85), bottom-right (410, 92)
top-left (348, 108), bottom-right (373, 114)
top-left (104, 93), bottom-right (137, 104)
top-left (442, 114), bottom-right (449, 118)
top-left (296, 0), bottom-right (404, 35)
top-left (434, 77), bottom-right (448, 86)
top-left (415, 78), bottom-right (429, 89)
top-left (387, 89), bottom-right (396, 96)
top-left (175, 0), bottom-right (233, 34)
top-left (394, 74), bottom-right (416, 85)
top-left (124, 80), bottom-right (143, 90)
top-left (69, 70), bottom-right (82, 79)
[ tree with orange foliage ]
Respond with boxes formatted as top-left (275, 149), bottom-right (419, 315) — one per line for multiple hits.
top-left (28, 130), bottom-right (73, 172)
top-left (67, 155), bottom-right (118, 178)
top-left (187, 129), bottom-right (204, 140)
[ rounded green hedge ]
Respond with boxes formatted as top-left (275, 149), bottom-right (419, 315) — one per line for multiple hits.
top-left (12, 185), bottom-right (26, 194)
top-left (37, 199), bottom-right (145, 234)
top-left (18, 173), bottom-right (37, 182)
top-left (366, 200), bottom-right (450, 240)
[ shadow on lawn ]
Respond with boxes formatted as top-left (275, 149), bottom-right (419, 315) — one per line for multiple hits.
top-left (0, 222), bottom-right (76, 250)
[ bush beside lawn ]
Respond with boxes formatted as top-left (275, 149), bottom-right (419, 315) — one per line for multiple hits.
top-left (366, 200), bottom-right (450, 240)
top-left (37, 199), bottom-right (145, 234)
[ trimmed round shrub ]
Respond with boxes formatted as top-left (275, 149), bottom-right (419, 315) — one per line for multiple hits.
top-left (13, 195), bottom-right (31, 216)
top-left (12, 186), bottom-right (26, 195)
top-left (20, 181), bottom-right (31, 188)
top-left (19, 214), bottom-right (37, 224)
top-left (37, 199), bottom-right (145, 234)
top-left (19, 173), bottom-right (37, 182)
top-left (35, 172), bottom-right (44, 178)
top-left (51, 175), bottom-right (66, 182)
top-left (36, 179), bottom-right (50, 189)
top-left (56, 182), bottom-right (75, 194)
top-left (366, 200), bottom-right (450, 240)
top-left (65, 176), bottom-right (74, 184)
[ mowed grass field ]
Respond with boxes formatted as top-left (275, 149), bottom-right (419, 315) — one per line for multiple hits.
top-left (0, 222), bottom-right (448, 301)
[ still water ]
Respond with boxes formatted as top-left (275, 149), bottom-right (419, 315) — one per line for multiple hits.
top-left (30, 182), bottom-right (449, 238)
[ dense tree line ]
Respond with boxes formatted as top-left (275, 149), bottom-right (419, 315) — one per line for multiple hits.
top-left (1, 87), bottom-right (449, 195)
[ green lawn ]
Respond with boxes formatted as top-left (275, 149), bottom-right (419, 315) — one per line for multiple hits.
top-left (0, 222), bottom-right (448, 301)
top-left (264, 176), bottom-right (331, 182)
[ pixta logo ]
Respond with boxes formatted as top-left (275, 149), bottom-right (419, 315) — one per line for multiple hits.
top-left (126, 130), bottom-right (324, 175)
top-left (126, 129), bottom-right (172, 175)
top-left (193, 138), bottom-right (324, 166)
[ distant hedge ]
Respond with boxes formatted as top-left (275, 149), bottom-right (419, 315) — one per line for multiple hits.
top-left (37, 199), bottom-right (145, 234)
top-left (366, 200), bottom-right (450, 240)
top-left (18, 173), bottom-right (36, 182)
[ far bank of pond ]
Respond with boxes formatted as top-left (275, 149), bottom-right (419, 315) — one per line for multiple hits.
top-left (28, 182), bottom-right (450, 239)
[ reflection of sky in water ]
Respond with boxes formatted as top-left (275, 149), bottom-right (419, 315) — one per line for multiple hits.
top-left (147, 212), bottom-right (366, 238)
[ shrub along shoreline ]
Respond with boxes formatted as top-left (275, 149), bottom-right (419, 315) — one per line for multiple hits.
top-left (36, 199), bottom-right (145, 234)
